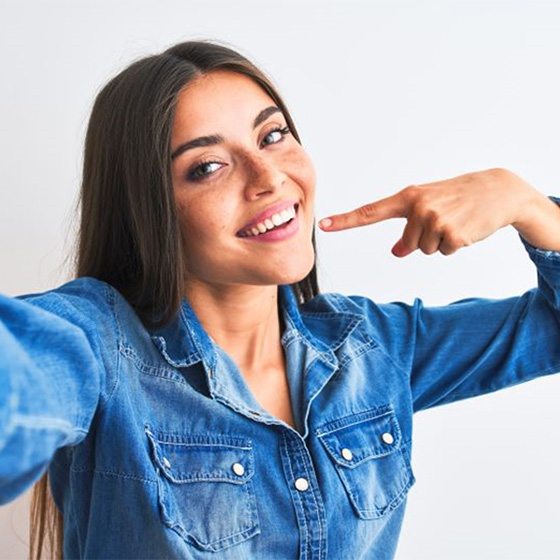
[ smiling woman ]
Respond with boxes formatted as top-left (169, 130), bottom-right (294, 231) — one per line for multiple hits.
top-left (1, 39), bottom-right (560, 560)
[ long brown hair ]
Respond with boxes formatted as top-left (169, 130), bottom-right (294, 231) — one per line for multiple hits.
top-left (29, 39), bottom-right (320, 559)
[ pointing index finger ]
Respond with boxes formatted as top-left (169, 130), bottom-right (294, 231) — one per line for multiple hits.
top-left (318, 191), bottom-right (409, 231)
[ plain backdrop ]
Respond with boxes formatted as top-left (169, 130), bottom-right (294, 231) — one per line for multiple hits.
top-left (1, 1), bottom-right (560, 558)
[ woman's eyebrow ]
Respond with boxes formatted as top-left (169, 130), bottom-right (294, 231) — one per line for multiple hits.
top-left (253, 105), bottom-right (281, 129)
top-left (171, 105), bottom-right (281, 161)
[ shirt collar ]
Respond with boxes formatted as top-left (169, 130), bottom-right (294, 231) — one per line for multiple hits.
top-left (149, 295), bottom-right (217, 372)
top-left (150, 284), bottom-right (364, 372)
top-left (278, 284), bottom-right (363, 366)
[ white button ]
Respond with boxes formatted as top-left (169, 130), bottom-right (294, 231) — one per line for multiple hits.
top-left (294, 477), bottom-right (309, 491)
top-left (232, 462), bottom-right (245, 476)
top-left (162, 456), bottom-right (171, 468)
top-left (381, 432), bottom-right (394, 445)
top-left (341, 448), bottom-right (353, 461)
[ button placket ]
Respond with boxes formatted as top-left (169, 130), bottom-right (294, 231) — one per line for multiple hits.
top-left (280, 430), bottom-right (327, 558)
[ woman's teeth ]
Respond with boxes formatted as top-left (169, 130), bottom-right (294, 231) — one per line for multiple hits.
top-left (241, 205), bottom-right (297, 237)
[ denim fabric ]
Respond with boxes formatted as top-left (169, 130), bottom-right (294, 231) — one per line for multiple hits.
top-left (1, 196), bottom-right (560, 559)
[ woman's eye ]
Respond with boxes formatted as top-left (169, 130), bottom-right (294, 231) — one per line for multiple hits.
top-left (187, 161), bottom-right (224, 181)
top-left (262, 126), bottom-right (290, 147)
top-left (185, 127), bottom-right (290, 182)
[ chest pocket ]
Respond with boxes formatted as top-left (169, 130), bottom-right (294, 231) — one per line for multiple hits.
top-left (145, 426), bottom-right (260, 552)
top-left (316, 406), bottom-right (415, 520)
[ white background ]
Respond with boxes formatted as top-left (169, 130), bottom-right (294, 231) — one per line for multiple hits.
top-left (1, 1), bottom-right (560, 558)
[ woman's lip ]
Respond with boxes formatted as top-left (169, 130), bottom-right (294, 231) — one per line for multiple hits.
top-left (237, 199), bottom-right (299, 234)
top-left (239, 204), bottom-right (300, 242)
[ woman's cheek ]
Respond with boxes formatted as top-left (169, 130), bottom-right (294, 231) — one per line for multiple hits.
top-left (285, 146), bottom-right (316, 193)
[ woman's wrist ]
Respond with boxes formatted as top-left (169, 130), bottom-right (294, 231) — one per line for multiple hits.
top-left (512, 190), bottom-right (560, 251)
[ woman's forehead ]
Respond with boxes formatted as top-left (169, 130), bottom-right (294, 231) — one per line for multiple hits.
top-left (172, 70), bottom-right (277, 137)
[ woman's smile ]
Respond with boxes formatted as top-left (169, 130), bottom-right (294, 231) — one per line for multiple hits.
top-left (238, 202), bottom-right (300, 242)
top-left (237, 207), bottom-right (299, 241)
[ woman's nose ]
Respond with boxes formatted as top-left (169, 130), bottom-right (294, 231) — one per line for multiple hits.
top-left (242, 153), bottom-right (286, 200)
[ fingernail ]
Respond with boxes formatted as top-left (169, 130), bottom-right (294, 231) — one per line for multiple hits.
top-left (391, 239), bottom-right (404, 257)
top-left (319, 218), bottom-right (332, 228)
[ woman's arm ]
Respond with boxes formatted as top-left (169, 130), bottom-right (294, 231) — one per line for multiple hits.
top-left (343, 225), bottom-right (560, 412)
top-left (0, 278), bottom-right (116, 503)
top-left (319, 168), bottom-right (560, 411)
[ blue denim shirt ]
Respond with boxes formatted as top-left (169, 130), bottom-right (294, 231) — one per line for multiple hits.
top-left (1, 199), bottom-right (560, 559)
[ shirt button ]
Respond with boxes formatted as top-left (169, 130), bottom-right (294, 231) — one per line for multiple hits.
top-left (341, 448), bottom-right (353, 461)
top-left (294, 477), bottom-right (309, 491)
top-left (381, 432), bottom-right (394, 445)
top-left (162, 456), bottom-right (171, 469)
top-left (232, 462), bottom-right (245, 476)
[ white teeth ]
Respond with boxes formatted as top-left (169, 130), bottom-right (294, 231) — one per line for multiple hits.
top-left (241, 204), bottom-right (297, 237)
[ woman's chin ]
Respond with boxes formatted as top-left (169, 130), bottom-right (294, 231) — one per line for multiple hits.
top-left (272, 254), bottom-right (315, 286)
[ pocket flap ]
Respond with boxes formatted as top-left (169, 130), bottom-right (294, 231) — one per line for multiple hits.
top-left (316, 407), bottom-right (403, 468)
top-left (145, 427), bottom-right (254, 484)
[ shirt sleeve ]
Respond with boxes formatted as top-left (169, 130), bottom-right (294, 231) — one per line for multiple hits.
top-left (348, 195), bottom-right (560, 413)
top-left (0, 279), bottom-right (118, 504)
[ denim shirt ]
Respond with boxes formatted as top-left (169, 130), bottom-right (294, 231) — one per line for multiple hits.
top-left (1, 198), bottom-right (560, 560)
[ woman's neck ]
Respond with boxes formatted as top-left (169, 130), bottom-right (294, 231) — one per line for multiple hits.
top-left (184, 281), bottom-right (284, 374)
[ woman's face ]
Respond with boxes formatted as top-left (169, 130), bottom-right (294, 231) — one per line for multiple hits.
top-left (170, 70), bottom-right (316, 290)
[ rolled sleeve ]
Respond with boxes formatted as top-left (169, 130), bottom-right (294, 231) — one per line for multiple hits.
top-left (517, 194), bottom-right (560, 310)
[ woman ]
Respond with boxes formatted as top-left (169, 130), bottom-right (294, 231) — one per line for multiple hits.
top-left (1, 39), bottom-right (559, 559)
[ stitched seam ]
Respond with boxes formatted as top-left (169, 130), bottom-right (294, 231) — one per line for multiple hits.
top-left (285, 334), bottom-right (322, 364)
top-left (119, 343), bottom-right (187, 381)
top-left (134, 368), bottom-right (189, 385)
top-left (299, 309), bottom-right (362, 320)
top-left (147, 429), bottom-right (251, 446)
top-left (180, 306), bottom-right (217, 372)
top-left (369, 337), bottom-right (410, 381)
top-left (316, 406), bottom-right (393, 436)
top-left (338, 340), bottom-right (378, 368)
top-left (299, 312), bottom-right (362, 352)
top-left (193, 517), bottom-right (257, 551)
top-left (150, 336), bottom-right (200, 367)
top-left (355, 473), bottom-right (415, 517)
top-left (156, 441), bottom-right (251, 450)
top-left (68, 458), bottom-right (85, 559)
top-left (104, 286), bottom-right (121, 405)
top-left (69, 467), bottom-right (158, 484)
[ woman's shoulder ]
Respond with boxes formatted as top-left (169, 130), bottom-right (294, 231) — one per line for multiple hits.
top-left (13, 277), bottom-right (148, 343)
top-left (16, 276), bottom-right (119, 319)
top-left (289, 291), bottom-right (419, 362)
top-left (303, 290), bottom-right (420, 319)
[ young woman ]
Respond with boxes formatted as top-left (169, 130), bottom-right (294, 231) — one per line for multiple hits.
top-left (1, 40), bottom-right (559, 560)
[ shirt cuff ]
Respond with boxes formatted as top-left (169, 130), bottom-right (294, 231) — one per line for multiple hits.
top-left (518, 195), bottom-right (560, 266)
